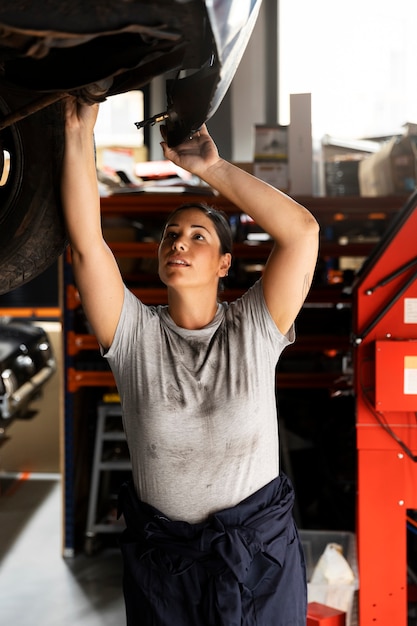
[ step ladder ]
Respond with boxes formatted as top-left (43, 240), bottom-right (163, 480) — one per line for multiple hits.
top-left (84, 402), bottom-right (131, 554)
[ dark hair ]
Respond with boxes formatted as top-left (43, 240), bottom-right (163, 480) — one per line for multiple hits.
top-left (163, 202), bottom-right (233, 255)
top-left (161, 202), bottom-right (233, 292)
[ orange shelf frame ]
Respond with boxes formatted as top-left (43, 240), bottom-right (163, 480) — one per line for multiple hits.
top-left (0, 307), bottom-right (61, 318)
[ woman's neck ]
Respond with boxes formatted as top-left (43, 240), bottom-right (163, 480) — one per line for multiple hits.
top-left (167, 288), bottom-right (219, 330)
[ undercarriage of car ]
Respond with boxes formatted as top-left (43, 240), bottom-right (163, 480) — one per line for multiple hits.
top-left (0, 1), bottom-right (261, 295)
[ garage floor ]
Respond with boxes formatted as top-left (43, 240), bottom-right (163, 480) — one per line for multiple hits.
top-left (0, 475), bottom-right (126, 626)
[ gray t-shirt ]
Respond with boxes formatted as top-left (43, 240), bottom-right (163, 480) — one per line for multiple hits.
top-left (104, 279), bottom-right (294, 523)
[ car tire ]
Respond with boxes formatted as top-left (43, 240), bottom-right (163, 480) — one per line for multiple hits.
top-left (0, 81), bottom-right (66, 295)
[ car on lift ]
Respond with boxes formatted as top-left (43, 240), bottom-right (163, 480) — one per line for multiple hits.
top-left (0, 0), bottom-right (262, 295)
top-left (0, 319), bottom-right (55, 435)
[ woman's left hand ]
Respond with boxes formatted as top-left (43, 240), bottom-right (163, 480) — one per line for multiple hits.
top-left (160, 124), bottom-right (220, 177)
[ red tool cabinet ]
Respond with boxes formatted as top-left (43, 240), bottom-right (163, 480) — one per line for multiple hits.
top-left (353, 190), bottom-right (417, 625)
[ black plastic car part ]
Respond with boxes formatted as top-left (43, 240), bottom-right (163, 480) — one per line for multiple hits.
top-left (136, 53), bottom-right (219, 146)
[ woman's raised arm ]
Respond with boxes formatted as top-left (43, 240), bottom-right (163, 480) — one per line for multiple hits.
top-left (161, 124), bottom-right (320, 335)
top-left (61, 97), bottom-right (125, 350)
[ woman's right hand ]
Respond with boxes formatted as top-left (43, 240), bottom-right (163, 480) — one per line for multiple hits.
top-left (63, 96), bottom-right (99, 137)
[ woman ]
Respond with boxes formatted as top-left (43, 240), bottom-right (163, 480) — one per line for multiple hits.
top-left (62, 97), bottom-right (319, 626)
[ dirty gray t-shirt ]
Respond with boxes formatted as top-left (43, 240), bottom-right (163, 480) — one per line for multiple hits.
top-left (104, 279), bottom-right (294, 523)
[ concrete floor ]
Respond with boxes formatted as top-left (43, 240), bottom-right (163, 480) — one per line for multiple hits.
top-left (0, 475), bottom-right (126, 626)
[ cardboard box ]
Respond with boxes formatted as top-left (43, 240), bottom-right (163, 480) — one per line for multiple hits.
top-left (253, 161), bottom-right (288, 191)
top-left (253, 124), bottom-right (290, 191)
top-left (254, 125), bottom-right (288, 160)
top-left (359, 134), bottom-right (417, 196)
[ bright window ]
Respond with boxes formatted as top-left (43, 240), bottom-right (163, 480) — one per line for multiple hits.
top-left (94, 91), bottom-right (144, 148)
top-left (279, 0), bottom-right (417, 140)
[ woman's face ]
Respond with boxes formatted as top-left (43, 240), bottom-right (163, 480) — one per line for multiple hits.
top-left (158, 208), bottom-right (231, 290)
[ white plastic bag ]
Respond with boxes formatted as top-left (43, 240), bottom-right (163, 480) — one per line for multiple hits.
top-left (308, 542), bottom-right (357, 625)
top-left (311, 542), bottom-right (355, 585)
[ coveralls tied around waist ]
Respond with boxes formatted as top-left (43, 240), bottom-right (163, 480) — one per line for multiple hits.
top-left (118, 473), bottom-right (307, 626)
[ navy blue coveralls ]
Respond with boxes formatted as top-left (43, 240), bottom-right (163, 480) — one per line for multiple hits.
top-left (118, 473), bottom-right (307, 626)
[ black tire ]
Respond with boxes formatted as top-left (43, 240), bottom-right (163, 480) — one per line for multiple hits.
top-left (0, 81), bottom-right (66, 295)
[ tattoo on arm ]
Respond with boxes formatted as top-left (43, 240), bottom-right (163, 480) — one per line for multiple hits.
top-left (302, 273), bottom-right (311, 302)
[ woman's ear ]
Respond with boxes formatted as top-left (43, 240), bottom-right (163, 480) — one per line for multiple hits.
top-left (219, 253), bottom-right (232, 277)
